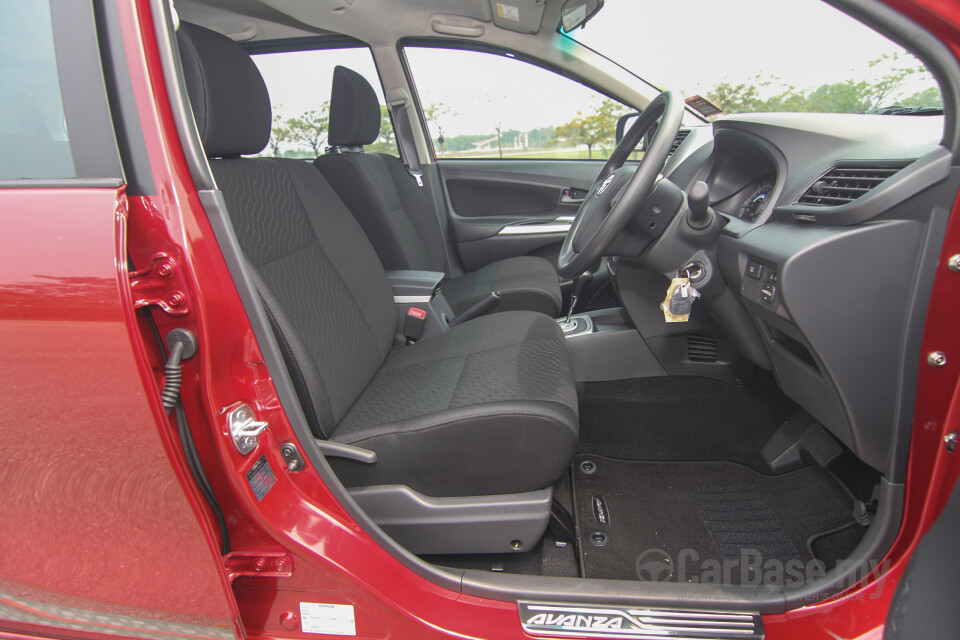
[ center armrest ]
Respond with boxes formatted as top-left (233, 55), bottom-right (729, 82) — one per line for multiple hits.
top-left (385, 270), bottom-right (452, 343)
top-left (386, 270), bottom-right (445, 303)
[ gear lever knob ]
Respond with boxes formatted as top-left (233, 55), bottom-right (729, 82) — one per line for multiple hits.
top-left (565, 270), bottom-right (594, 323)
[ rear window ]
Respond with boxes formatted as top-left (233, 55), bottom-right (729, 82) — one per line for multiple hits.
top-left (252, 47), bottom-right (396, 157)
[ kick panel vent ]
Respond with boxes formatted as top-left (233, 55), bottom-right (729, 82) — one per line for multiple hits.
top-left (797, 166), bottom-right (902, 206)
top-left (668, 130), bottom-right (690, 155)
top-left (688, 334), bottom-right (719, 362)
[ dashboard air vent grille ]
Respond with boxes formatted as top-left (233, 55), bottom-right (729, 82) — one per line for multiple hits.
top-left (688, 334), bottom-right (719, 363)
top-left (797, 166), bottom-right (901, 206)
top-left (668, 130), bottom-right (691, 155)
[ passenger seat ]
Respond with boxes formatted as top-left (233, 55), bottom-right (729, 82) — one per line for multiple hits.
top-left (176, 23), bottom-right (578, 555)
top-left (314, 66), bottom-right (563, 318)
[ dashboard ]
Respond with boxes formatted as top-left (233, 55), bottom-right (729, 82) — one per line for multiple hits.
top-left (644, 112), bottom-right (957, 473)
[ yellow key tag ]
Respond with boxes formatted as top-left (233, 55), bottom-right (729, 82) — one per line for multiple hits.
top-left (660, 276), bottom-right (700, 322)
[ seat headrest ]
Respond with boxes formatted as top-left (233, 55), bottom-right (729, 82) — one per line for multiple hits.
top-left (176, 22), bottom-right (271, 158)
top-left (328, 66), bottom-right (381, 148)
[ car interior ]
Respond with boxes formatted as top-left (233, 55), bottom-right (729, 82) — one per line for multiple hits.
top-left (163, 0), bottom-right (960, 619)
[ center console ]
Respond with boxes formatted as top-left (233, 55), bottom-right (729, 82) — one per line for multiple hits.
top-left (556, 307), bottom-right (668, 382)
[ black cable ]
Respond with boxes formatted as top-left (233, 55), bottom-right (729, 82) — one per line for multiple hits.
top-left (161, 341), bottom-right (184, 413)
top-left (146, 313), bottom-right (230, 554)
top-left (174, 399), bottom-right (230, 555)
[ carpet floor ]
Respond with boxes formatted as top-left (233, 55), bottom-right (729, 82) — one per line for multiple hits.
top-left (571, 455), bottom-right (858, 584)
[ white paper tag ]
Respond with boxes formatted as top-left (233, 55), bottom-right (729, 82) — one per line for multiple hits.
top-left (497, 3), bottom-right (520, 21)
top-left (299, 602), bottom-right (356, 636)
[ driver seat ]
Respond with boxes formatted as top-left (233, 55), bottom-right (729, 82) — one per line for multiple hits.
top-left (314, 66), bottom-right (562, 318)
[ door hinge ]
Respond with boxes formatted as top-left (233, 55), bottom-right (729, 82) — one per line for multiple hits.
top-left (130, 253), bottom-right (190, 315)
top-left (223, 551), bottom-right (293, 583)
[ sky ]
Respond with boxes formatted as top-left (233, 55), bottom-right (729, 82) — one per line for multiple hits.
top-left (253, 0), bottom-right (941, 141)
top-left (573, 0), bottom-right (934, 97)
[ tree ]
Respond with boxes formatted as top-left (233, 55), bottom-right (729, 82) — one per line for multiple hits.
top-left (286, 103), bottom-right (329, 156)
top-left (552, 99), bottom-right (627, 159)
top-left (705, 54), bottom-right (937, 115)
top-left (368, 105), bottom-right (397, 154)
top-left (268, 111), bottom-right (290, 155)
top-left (900, 86), bottom-right (943, 108)
top-left (706, 76), bottom-right (769, 114)
top-left (864, 52), bottom-right (921, 108)
top-left (423, 102), bottom-right (456, 157)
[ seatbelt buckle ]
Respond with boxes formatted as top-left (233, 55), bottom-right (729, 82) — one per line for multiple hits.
top-left (409, 169), bottom-right (423, 187)
top-left (404, 306), bottom-right (427, 343)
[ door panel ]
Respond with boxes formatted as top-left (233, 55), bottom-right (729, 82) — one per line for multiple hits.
top-left (447, 178), bottom-right (569, 217)
top-left (438, 159), bottom-right (603, 271)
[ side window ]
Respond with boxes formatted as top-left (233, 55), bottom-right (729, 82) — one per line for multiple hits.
top-left (404, 46), bottom-right (629, 160)
top-left (0, 2), bottom-right (74, 179)
top-left (252, 47), bottom-right (396, 157)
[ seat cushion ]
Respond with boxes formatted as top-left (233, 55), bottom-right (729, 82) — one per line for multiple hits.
top-left (443, 256), bottom-right (563, 318)
top-left (329, 311), bottom-right (578, 497)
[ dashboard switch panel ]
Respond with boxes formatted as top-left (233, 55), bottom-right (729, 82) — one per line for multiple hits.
top-left (760, 282), bottom-right (777, 304)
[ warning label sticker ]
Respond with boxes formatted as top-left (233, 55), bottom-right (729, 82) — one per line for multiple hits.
top-left (299, 603), bottom-right (356, 636)
top-left (497, 3), bottom-right (520, 21)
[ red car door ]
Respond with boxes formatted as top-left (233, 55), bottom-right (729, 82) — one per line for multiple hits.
top-left (0, 3), bottom-right (237, 640)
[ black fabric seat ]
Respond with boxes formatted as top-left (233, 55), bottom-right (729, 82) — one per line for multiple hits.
top-left (314, 66), bottom-right (563, 318)
top-left (177, 23), bottom-right (578, 498)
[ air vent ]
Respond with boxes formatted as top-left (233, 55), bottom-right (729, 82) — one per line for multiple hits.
top-left (668, 130), bottom-right (690, 155)
top-left (797, 166), bottom-right (902, 206)
top-left (687, 334), bottom-right (719, 362)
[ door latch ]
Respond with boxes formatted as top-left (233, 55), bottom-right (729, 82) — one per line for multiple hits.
top-left (227, 403), bottom-right (269, 455)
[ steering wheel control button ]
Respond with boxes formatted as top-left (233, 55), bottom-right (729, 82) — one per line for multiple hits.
top-left (746, 260), bottom-right (762, 279)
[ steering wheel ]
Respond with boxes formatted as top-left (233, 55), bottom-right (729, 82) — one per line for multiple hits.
top-left (557, 91), bottom-right (685, 279)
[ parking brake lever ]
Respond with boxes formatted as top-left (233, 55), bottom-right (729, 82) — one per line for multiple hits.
top-left (448, 291), bottom-right (501, 328)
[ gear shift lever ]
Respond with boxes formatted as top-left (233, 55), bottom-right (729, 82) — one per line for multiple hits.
top-left (564, 270), bottom-right (594, 324)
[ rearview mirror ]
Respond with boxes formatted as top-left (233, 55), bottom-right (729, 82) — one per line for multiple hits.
top-left (560, 0), bottom-right (604, 33)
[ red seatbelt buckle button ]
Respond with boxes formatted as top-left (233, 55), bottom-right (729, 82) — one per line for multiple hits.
top-left (403, 307), bottom-right (427, 342)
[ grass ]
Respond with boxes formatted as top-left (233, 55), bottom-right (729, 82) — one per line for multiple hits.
top-left (437, 148), bottom-right (646, 161)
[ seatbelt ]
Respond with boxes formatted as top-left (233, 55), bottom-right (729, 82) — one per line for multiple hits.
top-left (390, 100), bottom-right (424, 187)
top-left (389, 98), bottom-right (463, 274)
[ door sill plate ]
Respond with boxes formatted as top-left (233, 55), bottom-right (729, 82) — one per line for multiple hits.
top-left (518, 601), bottom-right (763, 639)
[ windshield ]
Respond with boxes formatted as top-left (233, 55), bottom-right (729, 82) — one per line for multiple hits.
top-left (567, 0), bottom-right (942, 117)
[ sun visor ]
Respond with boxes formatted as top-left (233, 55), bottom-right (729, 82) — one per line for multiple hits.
top-left (488, 0), bottom-right (544, 34)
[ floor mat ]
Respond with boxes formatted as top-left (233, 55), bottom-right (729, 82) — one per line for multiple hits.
top-left (576, 374), bottom-right (795, 472)
top-left (571, 456), bottom-right (856, 584)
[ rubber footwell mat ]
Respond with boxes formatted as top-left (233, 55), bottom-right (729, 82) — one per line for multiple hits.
top-left (571, 455), bottom-right (856, 584)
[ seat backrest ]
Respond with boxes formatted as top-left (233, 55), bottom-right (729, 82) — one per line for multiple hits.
top-left (177, 23), bottom-right (396, 439)
top-left (314, 66), bottom-right (448, 274)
